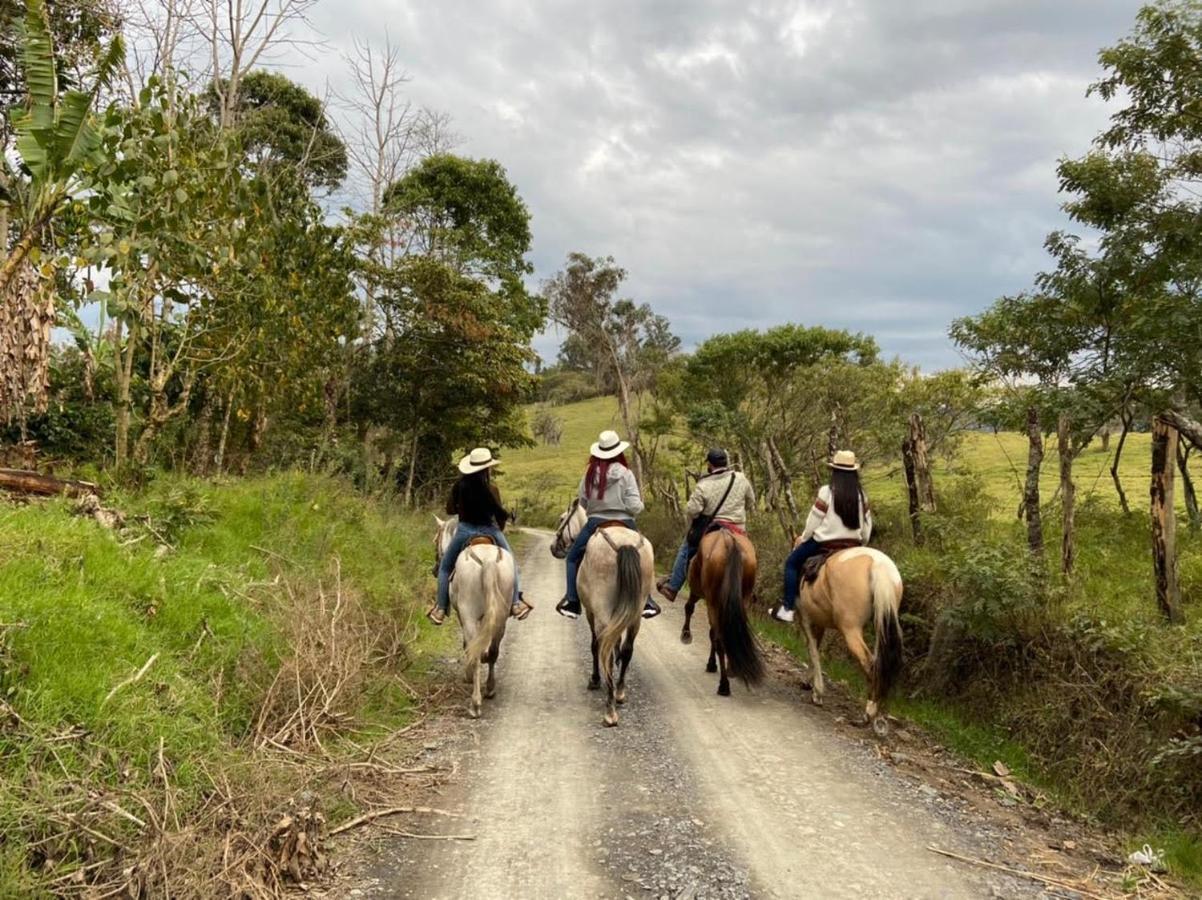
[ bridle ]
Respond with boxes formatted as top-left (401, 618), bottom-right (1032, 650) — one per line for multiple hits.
top-left (552, 498), bottom-right (582, 558)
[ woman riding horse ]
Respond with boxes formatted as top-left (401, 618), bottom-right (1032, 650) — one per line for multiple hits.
top-left (428, 448), bottom-right (532, 625)
top-left (771, 449), bottom-right (872, 623)
top-left (556, 430), bottom-right (661, 620)
top-left (656, 447), bottom-right (755, 603)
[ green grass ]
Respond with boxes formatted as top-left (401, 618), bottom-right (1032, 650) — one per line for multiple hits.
top-left (0, 472), bottom-right (450, 896)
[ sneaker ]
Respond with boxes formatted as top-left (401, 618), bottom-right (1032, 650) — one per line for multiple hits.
top-left (769, 605), bottom-right (795, 624)
top-left (656, 578), bottom-right (678, 603)
top-left (642, 597), bottom-right (662, 619)
top-left (556, 596), bottom-right (581, 619)
top-left (427, 606), bottom-right (447, 626)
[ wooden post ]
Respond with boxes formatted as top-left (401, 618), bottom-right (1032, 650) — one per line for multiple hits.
top-left (902, 437), bottom-right (924, 545)
top-left (909, 412), bottom-right (936, 512)
top-left (1024, 406), bottom-right (1044, 558)
top-left (1179, 443), bottom-right (1200, 532)
top-left (1151, 418), bottom-right (1184, 624)
top-left (1058, 413), bottom-right (1075, 576)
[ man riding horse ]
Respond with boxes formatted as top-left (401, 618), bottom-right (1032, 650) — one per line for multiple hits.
top-left (656, 447), bottom-right (755, 604)
top-left (427, 448), bottom-right (532, 626)
top-left (556, 430), bottom-right (661, 620)
top-left (771, 449), bottom-right (872, 623)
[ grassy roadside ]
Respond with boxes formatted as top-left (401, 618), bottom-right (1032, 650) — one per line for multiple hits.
top-left (0, 473), bottom-right (452, 897)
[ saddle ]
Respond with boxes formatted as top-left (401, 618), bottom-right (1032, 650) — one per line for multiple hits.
top-left (466, 535), bottom-right (497, 547)
top-left (801, 540), bottom-right (862, 584)
top-left (448, 535), bottom-right (501, 582)
top-left (596, 520), bottom-right (633, 531)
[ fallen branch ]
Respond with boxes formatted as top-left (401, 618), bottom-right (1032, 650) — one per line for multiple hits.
top-left (101, 653), bottom-right (160, 707)
top-left (0, 468), bottom-right (99, 497)
top-left (927, 846), bottom-right (1110, 899)
top-left (381, 829), bottom-right (476, 841)
top-left (329, 805), bottom-right (463, 837)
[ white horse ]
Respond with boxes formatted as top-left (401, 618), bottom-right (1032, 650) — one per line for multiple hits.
top-left (434, 515), bottom-right (516, 718)
top-left (552, 500), bottom-right (653, 727)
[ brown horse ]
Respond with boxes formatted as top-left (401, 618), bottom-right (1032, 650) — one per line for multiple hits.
top-left (680, 527), bottom-right (764, 695)
top-left (797, 546), bottom-right (904, 734)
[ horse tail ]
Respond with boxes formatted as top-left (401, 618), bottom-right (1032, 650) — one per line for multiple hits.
top-left (870, 554), bottom-right (904, 704)
top-left (464, 554), bottom-right (507, 681)
top-left (598, 543), bottom-right (643, 685)
top-left (717, 539), bottom-right (764, 686)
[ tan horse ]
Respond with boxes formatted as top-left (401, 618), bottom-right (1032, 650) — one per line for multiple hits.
top-left (798, 546), bottom-right (904, 734)
top-left (434, 516), bottom-right (516, 719)
top-left (573, 520), bottom-right (654, 727)
top-left (681, 527), bottom-right (764, 695)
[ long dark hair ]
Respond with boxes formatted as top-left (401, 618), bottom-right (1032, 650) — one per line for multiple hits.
top-left (830, 468), bottom-right (861, 529)
top-left (585, 453), bottom-right (628, 499)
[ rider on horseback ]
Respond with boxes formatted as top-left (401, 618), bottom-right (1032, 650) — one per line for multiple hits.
top-left (770, 450), bottom-right (872, 624)
top-left (656, 447), bottom-right (755, 603)
top-left (427, 448), bottom-right (532, 626)
top-left (556, 430), bottom-right (661, 621)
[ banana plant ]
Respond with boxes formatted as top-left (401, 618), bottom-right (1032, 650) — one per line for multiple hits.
top-left (0, 0), bottom-right (123, 295)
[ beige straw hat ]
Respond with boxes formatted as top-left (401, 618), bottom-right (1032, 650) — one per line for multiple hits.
top-left (829, 449), bottom-right (860, 471)
top-left (458, 447), bottom-right (500, 474)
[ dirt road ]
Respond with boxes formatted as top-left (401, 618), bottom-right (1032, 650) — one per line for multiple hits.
top-left (347, 532), bottom-right (1060, 899)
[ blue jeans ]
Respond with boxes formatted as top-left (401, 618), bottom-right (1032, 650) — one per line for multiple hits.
top-left (436, 523), bottom-right (519, 612)
top-left (782, 538), bottom-right (824, 610)
top-left (667, 541), bottom-right (694, 592)
top-left (565, 516), bottom-right (636, 603)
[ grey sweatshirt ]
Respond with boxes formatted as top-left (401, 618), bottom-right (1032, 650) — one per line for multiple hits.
top-left (577, 462), bottom-right (644, 520)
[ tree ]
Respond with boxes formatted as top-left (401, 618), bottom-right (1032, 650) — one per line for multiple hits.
top-left (543, 252), bottom-right (680, 483)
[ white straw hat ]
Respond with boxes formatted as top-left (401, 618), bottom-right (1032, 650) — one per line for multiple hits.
top-left (459, 447), bottom-right (500, 474)
top-left (590, 430), bottom-right (630, 460)
top-left (829, 449), bottom-right (860, 471)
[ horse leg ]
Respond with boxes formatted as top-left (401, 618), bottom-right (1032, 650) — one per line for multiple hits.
top-left (485, 642), bottom-right (499, 699)
top-left (715, 637), bottom-right (731, 697)
top-left (614, 632), bottom-right (635, 705)
top-left (588, 620), bottom-right (601, 691)
top-left (705, 627), bottom-right (718, 673)
top-left (803, 619), bottom-right (826, 706)
top-left (680, 596), bottom-right (697, 645)
top-left (603, 655), bottom-right (619, 727)
top-left (841, 626), bottom-right (875, 723)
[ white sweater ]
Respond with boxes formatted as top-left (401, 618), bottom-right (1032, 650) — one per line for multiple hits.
top-left (799, 485), bottom-right (872, 544)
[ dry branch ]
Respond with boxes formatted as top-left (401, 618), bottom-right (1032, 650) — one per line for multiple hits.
top-left (927, 846), bottom-right (1110, 899)
top-left (329, 805), bottom-right (463, 837)
top-left (101, 653), bottom-right (160, 707)
top-left (0, 468), bottom-right (100, 497)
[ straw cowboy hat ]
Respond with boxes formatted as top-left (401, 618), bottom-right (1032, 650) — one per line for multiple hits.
top-left (459, 447), bottom-right (501, 474)
top-left (590, 430), bottom-right (630, 460)
top-left (829, 449), bottom-right (861, 471)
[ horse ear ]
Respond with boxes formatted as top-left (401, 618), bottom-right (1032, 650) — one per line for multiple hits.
top-left (434, 515), bottom-right (445, 526)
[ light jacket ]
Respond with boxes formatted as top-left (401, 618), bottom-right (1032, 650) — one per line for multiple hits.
top-left (799, 484), bottom-right (872, 544)
top-left (578, 462), bottom-right (644, 520)
top-left (687, 468), bottom-right (755, 526)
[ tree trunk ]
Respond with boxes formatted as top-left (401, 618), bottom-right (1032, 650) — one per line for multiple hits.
top-left (193, 391), bottom-right (214, 476)
top-left (114, 318), bottom-right (138, 471)
top-left (1024, 406), bottom-right (1044, 557)
top-left (1151, 417), bottom-right (1184, 624)
top-left (766, 435), bottom-right (801, 528)
top-left (0, 468), bottom-right (99, 497)
top-left (1163, 408), bottom-right (1202, 450)
top-left (1099, 427), bottom-right (1111, 452)
top-left (215, 386), bottom-right (235, 474)
top-left (902, 436), bottom-right (924, 546)
top-left (614, 373), bottom-right (642, 484)
top-left (1179, 442), bottom-right (1200, 532)
top-left (909, 412), bottom-right (936, 512)
top-left (403, 430), bottom-right (419, 507)
top-left (1058, 413), bottom-right (1075, 576)
top-left (1110, 410), bottom-right (1132, 515)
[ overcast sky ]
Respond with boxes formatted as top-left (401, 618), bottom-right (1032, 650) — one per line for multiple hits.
top-left (303, 0), bottom-right (1144, 370)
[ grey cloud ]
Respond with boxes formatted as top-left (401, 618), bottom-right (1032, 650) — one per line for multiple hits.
top-left (301, 0), bottom-right (1145, 369)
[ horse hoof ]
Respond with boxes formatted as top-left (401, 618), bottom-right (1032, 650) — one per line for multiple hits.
top-left (588, 678), bottom-right (601, 691)
top-left (681, 632), bottom-right (692, 645)
top-left (485, 686), bottom-right (496, 699)
top-left (717, 682), bottom-right (731, 697)
top-left (603, 713), bottom-right (619, 727)
top-left (468, 704), bottom-right (480, 719)
top-left (705, 662), bottom-right (718, 674)
top-left (872, 716), bottom-right (890, 738)
top-left (811, 694), bottom-right (824, 707)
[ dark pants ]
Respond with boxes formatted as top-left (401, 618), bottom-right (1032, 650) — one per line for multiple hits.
top-left (564, 516), bottom-right (636, 603)
top-left (782, 538), bottom-right (824, 611)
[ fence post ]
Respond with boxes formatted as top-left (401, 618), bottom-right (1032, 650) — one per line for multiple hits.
top-left (902, 436), bottom-right (924, 545)
top-left (1152, 417), bottom-right (1184, 624)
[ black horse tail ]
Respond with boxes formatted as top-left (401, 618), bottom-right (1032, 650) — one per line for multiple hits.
top-left (717, 539), bottom-right (763, 687)
top-left (870, 556), bottom-right (905, 705)
top-left (598, 544), bottom-right (643, 684)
